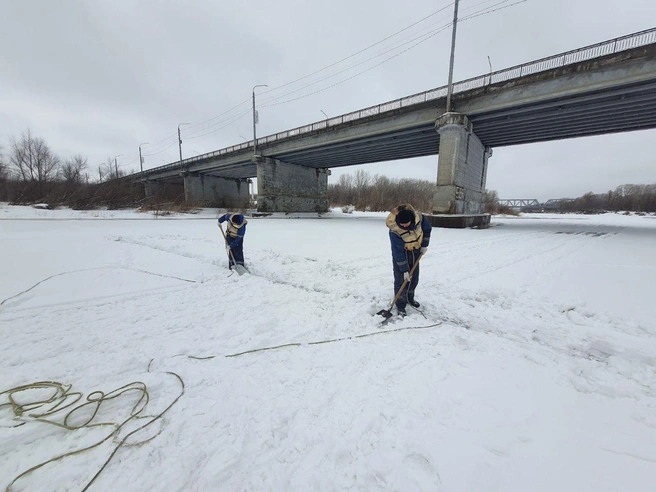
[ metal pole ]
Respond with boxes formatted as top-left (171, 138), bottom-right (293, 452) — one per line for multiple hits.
top-left (252, 89), bottom-right (257, 157)
top-left (320, 110), bottom-right (328, 119)
top-left (252, 84), bottom-right (267, 157)
top-left (445, 0), bottom-right (460, 113)
top-left (113, 154), bottom-right (122, 178)
top-left (139, 142), bottom-right (149, 174)
top-left (178, 126), bottom-right (183, 170)
top-left (177, 124), bottom-right (189, 171)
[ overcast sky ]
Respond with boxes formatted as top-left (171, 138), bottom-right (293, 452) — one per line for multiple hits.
top-left (1, 0), bottom-right (654, 200)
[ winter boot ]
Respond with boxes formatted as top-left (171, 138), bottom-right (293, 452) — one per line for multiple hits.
top-left (407, 294), bottom-right (420, 308)
top-left (397, 306), bottom-right (407, 317)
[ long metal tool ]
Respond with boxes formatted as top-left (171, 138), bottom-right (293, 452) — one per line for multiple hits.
top-left (377, 251), bottom-right (425, 323)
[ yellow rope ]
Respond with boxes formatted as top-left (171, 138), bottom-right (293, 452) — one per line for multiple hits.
top-left (1, 373), bottom-right (184, 492)
top-left (2, 319), bottom-right (439, 489)
top-left (225, 321), bottom-right (443, 358)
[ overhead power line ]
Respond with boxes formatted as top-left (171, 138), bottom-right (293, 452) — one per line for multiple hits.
top-left (180, 3), bottom-right (460, 139)
top-left (130, 0), bottom-right (528, 159)
top-left (260, 0), bottom-right (527, 109)
top-left (258, 2), bottom-right (456, 97)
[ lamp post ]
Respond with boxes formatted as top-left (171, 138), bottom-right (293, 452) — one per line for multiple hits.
top-left (252, 84), bottom-right (267, 157)
top-left (138, 142), bottom-right (149, 174)
top-left (114, 154), bottom-right (123, 178)
top-left (320, 110), bottom-right (328, 119)
top-left (445, 0), bottom-right (460, 113)
top-left (178, 123), bottom-right (190, 171)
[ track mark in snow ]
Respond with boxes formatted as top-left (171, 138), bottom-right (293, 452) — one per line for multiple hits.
top-left (0, 267), bottom-right (195, 311)
top-left (403, 452), bottom-right (442, 488)
top-left (601, 448), bottom-right (656, 464)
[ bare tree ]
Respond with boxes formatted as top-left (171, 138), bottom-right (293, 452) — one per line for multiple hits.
top-left (0, 143), bottom-right (7, 181)
top-left (9, 129), bottom-right (60, 182)
top-left (60, 154), bottom-right (88, 184)
top-left (353, 169), bottom-right (372, 211)
top-left (0, 144), bottom-right (8, 201)
top-left (99, 157), bottom-right (126, 181)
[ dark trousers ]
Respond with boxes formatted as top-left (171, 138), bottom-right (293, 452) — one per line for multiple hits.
top-left (393, 249), bottom-right (420, 309)
top-left (228, 240), bottom-right (245, 267)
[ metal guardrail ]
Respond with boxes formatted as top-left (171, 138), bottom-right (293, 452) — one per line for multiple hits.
top-left (137, 27), bottom-right (656, 178)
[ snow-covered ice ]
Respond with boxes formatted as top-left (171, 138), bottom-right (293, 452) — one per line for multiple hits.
top-left (1, 203), bottom-right (655, 491)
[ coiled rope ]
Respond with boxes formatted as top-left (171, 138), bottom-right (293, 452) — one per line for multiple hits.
top-left (1, 372), bottom-right (184, 491)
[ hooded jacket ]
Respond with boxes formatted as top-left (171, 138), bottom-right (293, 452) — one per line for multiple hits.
top-left (386, 204), bottom-right (431, 273)
top-left (218, 213), bottom-right (247, 248)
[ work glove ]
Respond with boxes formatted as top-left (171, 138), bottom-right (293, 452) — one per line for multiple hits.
top-left (403, 272), bottom-right (411, 282)
top-left (225, 244), bottom-right (232, 255)
top-left (420, 247), bottom-right (428, 255)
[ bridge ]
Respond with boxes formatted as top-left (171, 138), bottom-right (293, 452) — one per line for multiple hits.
top-left (498, 199), bottom-right (571, 212)
top-left (133, 28), bottom-right (656, 227)
top-left (498, 199), bottom-right (540, 210)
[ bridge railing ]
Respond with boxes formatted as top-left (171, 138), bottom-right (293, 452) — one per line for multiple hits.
top-left (138, 27), bottom-right (656, 177)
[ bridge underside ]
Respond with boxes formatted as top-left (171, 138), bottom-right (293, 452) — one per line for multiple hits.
top-left (277, 78), bottom-right (656, 169)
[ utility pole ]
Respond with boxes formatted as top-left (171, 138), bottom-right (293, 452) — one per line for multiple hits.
top-left (114, 154), bottom-right (123, 178)
top-left (252, 84), bottom-right (267, 157)
top-left (139, 142), bottom-right (149, 174)
top-left (445, 0), bottom-right (460, 113)
top-left (178, 123), bottom-right (190, 172)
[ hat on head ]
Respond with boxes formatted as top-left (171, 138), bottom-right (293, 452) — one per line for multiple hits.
top-left (231, 214), bottom-right (244, 225)
top-left (396, 209), bottom-right (414, 225)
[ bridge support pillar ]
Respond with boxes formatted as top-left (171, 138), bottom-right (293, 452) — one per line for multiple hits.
top-left (143, 180), bottom-right (165, 199)
top-left (430, 113), bottom-right (492, 228)
top-left (183, 173), bottom-right (250, 208)
top-left (256, 157), bottom-right (329, 213)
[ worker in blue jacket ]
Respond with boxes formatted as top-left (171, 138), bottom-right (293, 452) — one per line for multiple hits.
top-left (386, 204), bottom-right (431, 316)
top-left (218, 213), bottom-right (247, 269)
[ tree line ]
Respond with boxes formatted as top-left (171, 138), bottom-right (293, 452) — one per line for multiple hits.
top-left (328, 170), bottom-right (656, 214)
top-left (554, 185), bottom-right (656, 213)
top-left (0, 129), bottom-right (145, 208)
top-left (328, 170), bottom-right (515, 214)
top-left (328, 170), bottom-right (435, 212)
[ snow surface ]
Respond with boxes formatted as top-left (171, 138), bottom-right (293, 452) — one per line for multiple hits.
top-left (1, 203), bottom-right (655, 491)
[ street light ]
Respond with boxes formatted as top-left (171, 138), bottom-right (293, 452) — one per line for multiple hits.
top-left (320, 110), bottom-right (329, 119)
top-left (138, 142), bottom-right (149, 174)
top-left (114, 154), bottom-right (123, 178)
top-left (445, 0), bottom-right (460, 113)
top-left (252, 84), bottom-right (267, 157)
top-left (239, 134), bottom-right (248, 142)
top-left (178, 123), bottom-right (190, 171)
